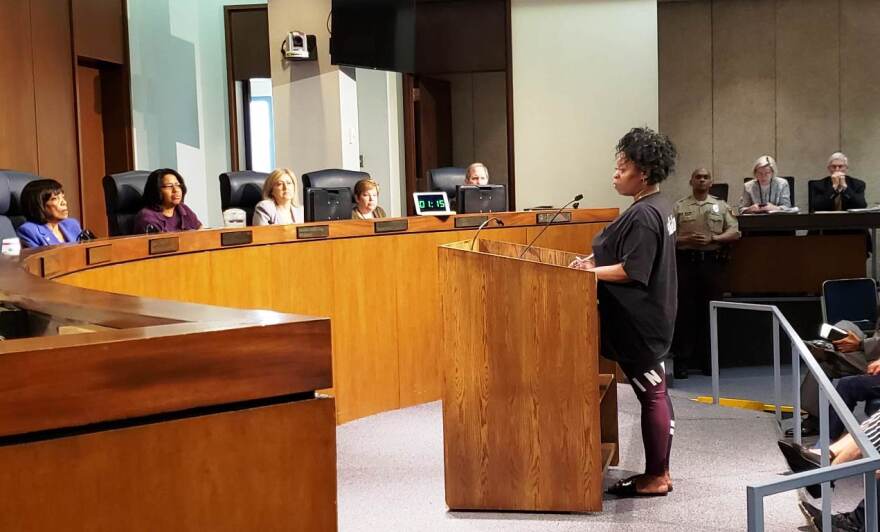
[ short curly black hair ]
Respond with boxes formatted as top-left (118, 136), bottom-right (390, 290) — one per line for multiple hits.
top-left (615, 127), bottom-right (677, 185)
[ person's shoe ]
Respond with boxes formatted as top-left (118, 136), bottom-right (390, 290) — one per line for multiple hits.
top-left (606, 475), bottom-right (669, 498)
top-left (800, 501), bottom-right (863, 531)
top-left (777, 440), bottom-right (831, 499)
top-left (785, 416), bottom-right (820, 437)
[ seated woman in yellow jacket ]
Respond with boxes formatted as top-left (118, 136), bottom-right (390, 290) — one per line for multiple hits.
top-left (351, 179), bottom-right (387, 220)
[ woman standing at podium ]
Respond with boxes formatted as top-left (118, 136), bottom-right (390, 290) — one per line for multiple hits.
top-left (570, 127), bottom-right (678, 497)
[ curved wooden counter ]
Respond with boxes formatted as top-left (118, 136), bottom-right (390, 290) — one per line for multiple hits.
top-left (16, 209), bottom-right (616, 424)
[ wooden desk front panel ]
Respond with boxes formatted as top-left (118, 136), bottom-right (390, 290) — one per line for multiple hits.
top-left (728, 234), bottom-right (866, 294)
top-left (0, 398), bottom-right (337, 532)
top-left (57, 223), bottom-right (605, 423)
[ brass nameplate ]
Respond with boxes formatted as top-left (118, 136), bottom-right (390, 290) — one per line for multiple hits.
top-left (455, 216), bottom-right (489, 229)
top-left (86, 245), bottom-right (112, 265)
top-left (375, 219), bottom-right (408, 233)
top-left (536, 211), bottom-right (572, 224)
top-left (297, 225), bottom-right (329, 239)
top-left (221, 230), bottom-right (253, 247)
top-left (40, 256), bottom-right (61, 278)
top-left (149, 237), bottom-right (179, 255)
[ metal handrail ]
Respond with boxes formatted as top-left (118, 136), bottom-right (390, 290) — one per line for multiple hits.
top-left (709, 300), bottom-right (880, 532)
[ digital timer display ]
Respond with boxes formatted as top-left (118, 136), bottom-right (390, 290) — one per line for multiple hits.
top-left (418, 198), bottom-right (447, 210)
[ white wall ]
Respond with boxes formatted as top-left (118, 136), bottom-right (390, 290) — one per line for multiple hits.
top-left (511, 0), bottom-right (659, 211)
top-left (128, 0), bottom-right (261, 227)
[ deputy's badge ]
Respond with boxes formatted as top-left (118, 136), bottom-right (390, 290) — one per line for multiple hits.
top-left (712, 204), bottom-right (719, 213)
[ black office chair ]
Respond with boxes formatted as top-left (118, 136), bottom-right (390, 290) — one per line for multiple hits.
top-left (0, 174), bottom-right (16, 241)
top-left (708, 183), bottom-right (729, 202)
top-left (103, 171), bottom-right (150, 236)
top-left (822, 278), bottom-right (878, 333)
top-left (427, 166), bottom-right (465, 197)
top-left (743, 176), bottom-right (795, 207)
top-left (301, 169), bottom-right (369, 196)
top-left (219, 171), bottom-right (268, 226)
top-left (0, 170), bottom-right (42, 232)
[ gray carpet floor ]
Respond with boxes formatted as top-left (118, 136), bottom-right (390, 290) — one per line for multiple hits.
top-left (337, 366), bottom-right (862, 531)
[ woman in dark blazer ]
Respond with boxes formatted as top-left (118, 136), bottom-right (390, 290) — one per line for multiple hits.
top-left (16, 179), bottom-right (83, 248)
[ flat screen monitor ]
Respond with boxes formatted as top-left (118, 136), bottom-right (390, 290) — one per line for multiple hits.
top-left (456, 184), bottom-right (507, 214)
top-left (304, 187), bottom-right (353, 222)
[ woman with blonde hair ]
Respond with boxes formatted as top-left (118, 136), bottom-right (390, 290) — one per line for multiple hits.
top-left (252, 168), bottom-right (304, 225)
top-left (352, 179), bottom-right (387, 220)
top-left (739, 155), bottom-right (791, 214)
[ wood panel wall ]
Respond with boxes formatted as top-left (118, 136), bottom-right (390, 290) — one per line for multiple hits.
top-left (659, 0), bottom-right (880, 209)
top-left (57, 223), bottom-right (604, 423)
top-left (0, 0), bottom-right (131, 230)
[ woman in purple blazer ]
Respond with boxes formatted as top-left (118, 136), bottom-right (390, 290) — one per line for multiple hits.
top-left (133, 169), bottom-right (202, 234)
top-left (16, 179), bottom-right (83, 248)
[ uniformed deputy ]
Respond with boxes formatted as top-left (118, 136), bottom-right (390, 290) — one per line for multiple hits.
top-left (671, 168), bottom-right (740, 379)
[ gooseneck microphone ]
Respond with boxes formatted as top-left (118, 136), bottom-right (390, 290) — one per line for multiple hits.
top-left (469, 217), bottom-right (505, 251)
top-left (76, 229), bottom-right (96, 243)
top-left (518, 194), bottom-right (584, 259)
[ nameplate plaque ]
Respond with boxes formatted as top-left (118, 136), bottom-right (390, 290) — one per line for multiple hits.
top-left (455, 216), bottom-right (488, 229)
top-left (40, 256), bottom-right (61, 278)
top-left (220, 230), bottom-right (253, 247)
top-left (374, 219), bottom-right (408, 234)
top-left (149, 237), bottom-right (179, 255)
top-left (536, 211), bottom-right (572, 224)
top-left (297, 225), bottom-right (329, 239)
top-left (86, 245), bottom-right (112, 265)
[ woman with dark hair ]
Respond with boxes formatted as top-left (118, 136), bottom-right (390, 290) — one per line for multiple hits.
top-left (16, 179), bottom-right (83, 248)
top-left (570, 127), bottom-right (678, 497)
top-left (133, 169), bottom-right (202, 234)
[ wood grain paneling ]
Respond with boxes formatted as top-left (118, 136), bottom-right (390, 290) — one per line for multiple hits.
top-left (712, 0), bottom-right (777, 195)
top-left (0, 399), bottom-right (337, 532)
top-left (776, 0), bottom-right (840, 208)
top-left (440, 241), bottom-right (604, 511)
top-left (0, 1), bottom-right (38, 173)
top-left (30, 0), bottom-right (81, 219)
top-left (76, 64), bottom-right (107, 233)
top-left (72, 0), bottom-right (125, 64)
top-left (332, 237), bottom-right (401, 422)
top-left (841, 0), bottom-right (880, 185)
top-left (525, 222), bottom-right (602, 255)
top-left (658, 0), bottom-right (713, 202)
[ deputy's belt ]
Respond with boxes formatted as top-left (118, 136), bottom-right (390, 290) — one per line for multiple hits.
top-left (676, 248), bottom-right (724, 262)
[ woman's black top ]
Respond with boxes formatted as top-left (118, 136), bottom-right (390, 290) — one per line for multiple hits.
top-left (591, 192), bottom-right (678, 370)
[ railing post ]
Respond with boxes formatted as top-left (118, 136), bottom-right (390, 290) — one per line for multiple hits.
top-left (866, 476), bottom-right (878, 532)
top-left (746, 486), bottom-right (763, 532)
top-left (819, 389), bottom-right (832, 530)
top-left (711, 301), bottom-right (720, 405)
top-left (772, 314), bottom-right (781, 425)
top-left (792, 339), bottom-right (802, 446)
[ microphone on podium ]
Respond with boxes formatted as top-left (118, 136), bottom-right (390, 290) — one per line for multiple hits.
top-left (518, 194), bottom-right (584, 259)
top-left (469, 217), bottom-right (506, 251)
top-left (76, 229), bottom-right (96, 243)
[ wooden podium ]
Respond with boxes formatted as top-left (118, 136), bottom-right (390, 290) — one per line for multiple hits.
top-left (439, 239), bottom-right (618, 513)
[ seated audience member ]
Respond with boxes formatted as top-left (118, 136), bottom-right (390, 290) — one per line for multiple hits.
top-left (809, 152), bottom-right (867, 212)
top-left (797, 320), bottom-right (880, 436)
top-left (672, 168), bottom-right (740, 378)
top-left (16, 179), bottom-right (83, 248)
top-left (133, 169), bottom-right (202, 234)
top-left (777, 411), bottom-right (880, 530)
top-left (738, 155), bottom-right (791, 213)
top-left (464, 162), bottom-right (489, 186)
top-left (253, 168), bottom-right (304, 225)
top-left (351, 179), bottom-right (387, 220)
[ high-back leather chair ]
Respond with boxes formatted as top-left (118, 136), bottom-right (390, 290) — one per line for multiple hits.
top-left (0, 174), bottom-right (15, 240)
top-left (0, 170), bottom-right (41, 232)
top-left (219, 171), bottom-right (268, 225)
top-left (708, 183), bottom-right (729, 202)
top-left (301, 169), bottom-right (369, 195)
top-left (103, 171), bottom-right (150, 236)
top-left (427, 167), bottom-right (466, 207)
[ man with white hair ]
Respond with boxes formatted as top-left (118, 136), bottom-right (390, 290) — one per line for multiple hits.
top-left (808, 152), bottom-right (867, 212)
top-left (464, 163), bottom-right (489, 186)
